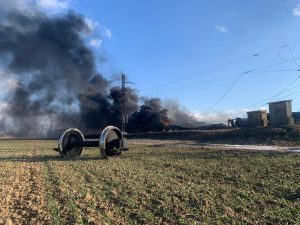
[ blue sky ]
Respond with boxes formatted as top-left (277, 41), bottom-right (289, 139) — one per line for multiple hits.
top-left (2, 0), bottom-right (300, 121)
top-left (69, 0), bottom-right (300, 117)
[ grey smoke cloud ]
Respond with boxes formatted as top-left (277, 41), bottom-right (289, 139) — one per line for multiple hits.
top-left (0, 1), bottom-right (110, 136)
top-left (0, 0), bottom-right (201, 137)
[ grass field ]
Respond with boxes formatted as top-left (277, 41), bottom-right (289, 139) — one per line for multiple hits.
top-left (0, 140), bottom-right (299, 224)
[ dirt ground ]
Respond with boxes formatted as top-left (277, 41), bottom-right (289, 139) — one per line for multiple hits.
top-left (0, 142), bottom-right (51, 224)
top-left (0, 139), bottom-right (299, 224)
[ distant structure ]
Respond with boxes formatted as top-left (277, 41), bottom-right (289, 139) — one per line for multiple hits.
top-left (247, 110), bottom-right (268, 127)
top-left (268, 100), bottom-right (294, 126)
top-left (231, 99), bottom-right (297, 129)
top-left (292, 112), bottom-right (300, 124)
top-left (235, 117), bottom-right (248, 128)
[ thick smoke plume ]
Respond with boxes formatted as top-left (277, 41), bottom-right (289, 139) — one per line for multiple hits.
top-left (127, 98), bottom-right (170, 132)
top-left (0, 1), bottom-right (200, 137)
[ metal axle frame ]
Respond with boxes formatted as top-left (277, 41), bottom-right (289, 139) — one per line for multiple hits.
top-left (64, 140), bottom-right (99, 150)
top-left (57, 126), bottom-right (128, 158)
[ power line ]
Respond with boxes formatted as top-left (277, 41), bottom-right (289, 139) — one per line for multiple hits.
top-left (147, 71), bottom-right (243, 96)
top-left (206, 45), bottom-right (300, 112)
top-left (182, 68), bottom-right (300, 121)
top-left (246, 76), bottom-right (300, 109)
top-left (202, 60), bottom-right (300, 111)
top-left (267, 76), bottom-right (300, 102)
top-left (240, 46), bottom-right (300, 110)
top-left (249, 69), bottom-right (300, 73)
top-left (208, 71), bottom-right (249, 111)
top-left (278, 46), bottom-right (290, 62)
top-left (207, 70), bottom-right (297, 113)
top-left (288, 46), bottom-right (300, 70)
top-left (143, 41), bottom-right (300, 93)
top-left (277, 90), bottom-right (300, 101)
top-left (146, 42), bottom-right (300, 122)
top-left (215, 80), bottom-right (300, 121)
top-left (146, 59), bottom-right (298, 96)
top-left (204, 85), bottom-right (300, 122)
top-left (208, 69), bottom-right (300, 111)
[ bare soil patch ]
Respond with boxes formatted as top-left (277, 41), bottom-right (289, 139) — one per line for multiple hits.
top-left (0, 146), bottom-right (50, 224)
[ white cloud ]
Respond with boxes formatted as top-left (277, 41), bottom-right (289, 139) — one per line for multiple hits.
top-left (84, 18), bottom-right (99, 33)
top-left (258, 106), bottom-right (267, 111)
top-left (104, 28), bottom-right (112, 39)
top-left (294, 4), bottom-right (300, 16)
top-left (192, 111), bottom-right (229, 123)
top-left (241, 108), bottom-right (250, 113)
top-left (36, 0), bottom-right (69, 10)
top-left (191, 109), bottom-right (251, 124)
top-left (89, 39), bottom-right (102, 48)
top-left (215, 25), bottom-right (228, 32)
top-left (242, 107), bottom-right (268, 113)
top-left (83, 18), bottom-right (112, 40)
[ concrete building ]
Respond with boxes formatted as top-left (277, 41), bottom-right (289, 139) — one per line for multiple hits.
top-left (292, 112), bottom-right (300, 124)
top-left (247, 110), bottom-right (268, 127)
top-left (268, 100), bottom-right (294, 126)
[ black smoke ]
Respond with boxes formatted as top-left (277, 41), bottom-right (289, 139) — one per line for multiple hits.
top-left (127, 98), bottom-right (170, 132)
top-left (0, 2), bottom-right (114, 136)
top-left (108, 86), bottom-right (139, 125)
top-left (0, 1), bottom-right (200, 137)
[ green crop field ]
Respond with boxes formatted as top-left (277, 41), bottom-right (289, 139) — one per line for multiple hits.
top-left (0, 140), bottom-right (299, 224)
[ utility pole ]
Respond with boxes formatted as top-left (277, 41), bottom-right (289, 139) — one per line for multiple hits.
top-left (121, 74), bottom-right (127, 133)
top-left (120, 74), bottom-right (135, 133)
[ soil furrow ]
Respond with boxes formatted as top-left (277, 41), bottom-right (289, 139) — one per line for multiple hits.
top-left (0, 147), bottom-right (51, 224)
